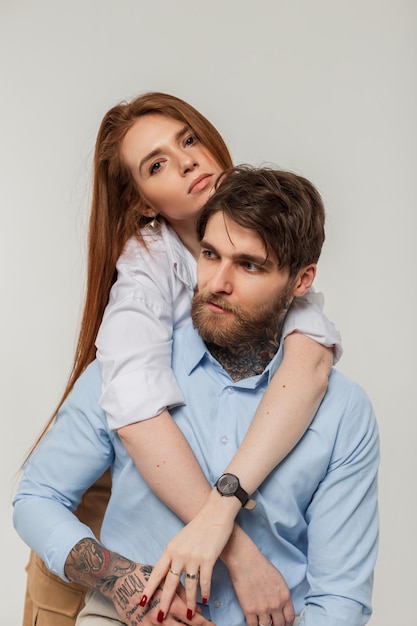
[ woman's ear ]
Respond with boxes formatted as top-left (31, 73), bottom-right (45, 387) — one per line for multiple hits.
top-left (291, 264), bottom-right (317, 297)
top-left (141, 205), bottom-right (157, 218)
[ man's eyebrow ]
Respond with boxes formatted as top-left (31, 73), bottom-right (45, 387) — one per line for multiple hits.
top-left (235, 253), bottom-right (273, 268)
top-left (139, 125), bottom-right (190, 174)
top-left (200, 239), bottom-right (216, 251)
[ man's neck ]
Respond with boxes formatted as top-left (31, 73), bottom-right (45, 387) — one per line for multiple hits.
top-left (207, 325), bottom-right (282, 382)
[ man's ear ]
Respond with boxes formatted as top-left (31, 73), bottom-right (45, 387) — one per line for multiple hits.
top-left (291, 264), bottom-right (317, 297)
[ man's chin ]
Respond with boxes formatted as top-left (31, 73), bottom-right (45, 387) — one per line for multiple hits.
top-left (196, 316), bottom-right (258, 347)
top-left (195, 317), bottom-right (233, 345)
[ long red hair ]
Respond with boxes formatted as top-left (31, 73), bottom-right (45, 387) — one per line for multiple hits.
top-left (28, 92), bottom-right (233, 455)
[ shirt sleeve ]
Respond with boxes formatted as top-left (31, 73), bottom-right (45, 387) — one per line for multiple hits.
top-left (282, 289), bottom-right (343, 364)
top-left (96, 236), bottom-right (189, 431)
top-left (13, 362), bottom-right (113, 581)
top-left (301, 380), bottom-right (379, 625)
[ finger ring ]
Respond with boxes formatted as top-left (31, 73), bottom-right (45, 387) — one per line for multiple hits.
top-left (185, 572), bottom-right (199, 579)
top-left (258, 621), bottom-right (272, 626)
top-left (169, 569), bottom-right (181, 577)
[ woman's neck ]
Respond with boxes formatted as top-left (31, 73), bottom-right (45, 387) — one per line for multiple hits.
top-left (168, 217), bottom-right (201, 260)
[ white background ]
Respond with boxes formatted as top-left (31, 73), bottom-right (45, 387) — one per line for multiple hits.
top-left (1, 1), bottom-right (416, 623)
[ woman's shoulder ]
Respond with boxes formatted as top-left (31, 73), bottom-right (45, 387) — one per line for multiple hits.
top-left (117, 221), bottom-right (196, 291)
top-left (119, 221), bottom-right (181, 264)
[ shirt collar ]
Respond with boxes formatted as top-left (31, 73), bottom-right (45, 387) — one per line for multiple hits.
top-left (180, 321), bottom-right (284, 387)
top-left (160, 220), bottom-right (196, 289)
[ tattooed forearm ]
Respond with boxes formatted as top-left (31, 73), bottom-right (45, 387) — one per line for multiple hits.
top-left (65, 538), bottom-right (137, 590)
top-left (64, 540), bottom-right (167, 625)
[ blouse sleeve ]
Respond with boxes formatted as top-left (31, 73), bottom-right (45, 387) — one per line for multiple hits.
top-left (282, 288), bottom-right (343, 364)
top-left (96, 233), bottom-right (194, 431)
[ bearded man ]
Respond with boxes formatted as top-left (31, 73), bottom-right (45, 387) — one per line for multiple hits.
top-left (14, 167), bottom-right (379, 626)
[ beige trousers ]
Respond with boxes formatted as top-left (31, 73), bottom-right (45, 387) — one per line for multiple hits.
top-left (77, 591), bottom-right (305, 625)
top-left (21, 471), bottom-right (112, 626)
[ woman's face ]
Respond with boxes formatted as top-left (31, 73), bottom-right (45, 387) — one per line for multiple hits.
top-left (121, 114), bottom-right (223, 225)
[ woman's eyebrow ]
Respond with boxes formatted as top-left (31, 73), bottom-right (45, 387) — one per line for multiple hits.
top-left (139, 125), bottom-right (190, 174)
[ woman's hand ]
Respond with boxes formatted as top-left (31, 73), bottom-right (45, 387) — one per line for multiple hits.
top-left (114, 576), bottom-right (212, 626)
top-left (65, 538), bottom-right (212, 626)
top-left (140, 489), bottom-right (239, 618)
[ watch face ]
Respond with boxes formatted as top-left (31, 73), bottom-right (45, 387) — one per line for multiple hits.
top-left (218, 474), bottom-right (238, 495)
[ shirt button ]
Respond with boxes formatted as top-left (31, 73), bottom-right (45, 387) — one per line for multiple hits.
top-left (213, 599), bottom-right (222, 608)
top-left (226, 387), bottom-right (234, 394)
top-left (220, 436), bottom-right (229, 445)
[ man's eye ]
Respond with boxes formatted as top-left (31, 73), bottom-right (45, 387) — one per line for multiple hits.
top-left (202, 250), bottom-right (216, 259)
top-left (243, 262), bottom-right (260, 272)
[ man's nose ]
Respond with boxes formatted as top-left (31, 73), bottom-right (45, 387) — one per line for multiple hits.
top-left (206, 264), bottom-right (233, 294)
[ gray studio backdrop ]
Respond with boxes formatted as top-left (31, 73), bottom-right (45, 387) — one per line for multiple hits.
top-left (1, 1), bottom-right (416, 623)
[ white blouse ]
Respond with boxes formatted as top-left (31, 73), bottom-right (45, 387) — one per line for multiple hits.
top-left (96, 220), bottom-right (342, 430)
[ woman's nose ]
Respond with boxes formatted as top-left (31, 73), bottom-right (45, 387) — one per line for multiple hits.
top-left (180, 151), bottom-right (198, 174)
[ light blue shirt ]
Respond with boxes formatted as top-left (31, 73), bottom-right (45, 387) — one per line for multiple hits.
top-left (14, 322), bottom-right (379, 626)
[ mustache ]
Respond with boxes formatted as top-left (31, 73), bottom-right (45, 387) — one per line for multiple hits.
top-left (193, 291), bottom-right (241, 314)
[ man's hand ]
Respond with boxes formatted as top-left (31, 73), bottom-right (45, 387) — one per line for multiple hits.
top-left (221, 526), bottom-right (295, 626)
top-left (65, 538), bottom-right (213, 625)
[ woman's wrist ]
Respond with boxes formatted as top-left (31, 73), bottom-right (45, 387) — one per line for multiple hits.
top-left (206, 484), bottom-right (242, 518)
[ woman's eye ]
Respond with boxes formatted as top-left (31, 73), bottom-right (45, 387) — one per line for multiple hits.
top-left (150, 161), bottom-right (163, 175)
top-left (185, 134), bottom-right (197, 147)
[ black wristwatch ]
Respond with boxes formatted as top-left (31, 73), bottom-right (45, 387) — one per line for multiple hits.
top-left (215, 473), bottom-right (256, 510)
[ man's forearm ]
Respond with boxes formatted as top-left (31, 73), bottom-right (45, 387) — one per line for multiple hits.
top-left (65, 538), bottom-right (159, 621)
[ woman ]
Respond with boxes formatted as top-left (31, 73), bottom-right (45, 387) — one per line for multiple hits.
top-left (22, 92), bottom-right (340, 626)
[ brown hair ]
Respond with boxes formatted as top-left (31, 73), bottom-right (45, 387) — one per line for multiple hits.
top-left (28, 92), bottom-right (233, 456)
top-left (197, 165), bottom-right (325, 278)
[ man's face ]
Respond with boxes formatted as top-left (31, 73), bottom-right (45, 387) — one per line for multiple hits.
top-left (192, 211), bottom-right (294, 346)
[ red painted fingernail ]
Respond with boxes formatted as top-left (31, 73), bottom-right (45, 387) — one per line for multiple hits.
top-left (202, 597), bottom-right (208, 605)
top-left (139, 595), bottom-right (147, 607)
top-left (157, 610), bottom-right (164, 623)
top-left (187, 608), bottom-right (193, 620)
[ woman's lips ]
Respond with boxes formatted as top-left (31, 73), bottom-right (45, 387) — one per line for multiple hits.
top-left (188, 174), bottom-right (212, 194)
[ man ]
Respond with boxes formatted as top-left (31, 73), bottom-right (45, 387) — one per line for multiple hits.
top-left (14, 167), bottom-right (379, 626)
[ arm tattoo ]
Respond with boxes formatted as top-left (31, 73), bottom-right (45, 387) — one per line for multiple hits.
top-left (65, 538), bottom-right (137, 589)
top-left (65, 538), bottom-right (160, 624)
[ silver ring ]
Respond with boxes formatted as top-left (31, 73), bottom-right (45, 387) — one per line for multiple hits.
top-left (169, 569), bottom-right (181, 577)
top-left (185, 572), bottom-right (199, 580)
top-left (258, 621), bottom-right (272, 626)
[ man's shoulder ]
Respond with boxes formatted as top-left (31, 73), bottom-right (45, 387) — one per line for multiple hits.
top-left (173, 320), bottom-right (199, 344)
top-left (172, 321), bottom-right (206, 372)
top-left (328, 368), bottom-right (370, 401)
top-left (324, 368), bottom-right (377, 432)
top-left (65, 360), bottom-right (103, 413)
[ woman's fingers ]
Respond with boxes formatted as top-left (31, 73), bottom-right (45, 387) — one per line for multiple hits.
top-left (189, 562), bottom-right (212, 609)
top-left (156, 564), bottom-right (184, 618)
top-left (183, 565), bottom-right (200, 617)
top-left (140, 553), bottom-right (171, 607)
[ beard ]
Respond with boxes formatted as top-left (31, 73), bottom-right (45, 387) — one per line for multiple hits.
top-left (191, 289), bottom-right (292, 348)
